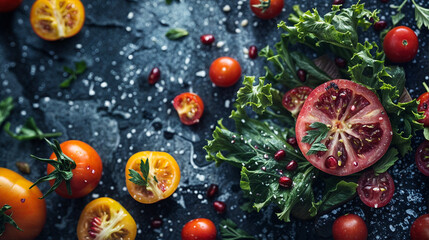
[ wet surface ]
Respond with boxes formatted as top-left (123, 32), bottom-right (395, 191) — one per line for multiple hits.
top-left (0, 0), bottom-right (429, 239)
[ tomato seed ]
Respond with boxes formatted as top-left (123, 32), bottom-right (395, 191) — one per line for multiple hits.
top-left (286, 160), bottom-right (298, 171)
top-left (274, 150), bottom-right (286, 161)
top-left (325, 156), bottom-right (338, 169)
top-left (248, 45), bottom-right (258, 59)
top-left (334, 57), bottom-right (347, 68)
top-left (297, 69), bottom-right (307, 82)
top-left (200, 34), bottom-right (215, 45)
top-left (91, 217), bottom-right (102, 227)
top-left (373, 21), bottom-right (387, 31)
top-left (213, 201), bottom-right (227, 214)
top-left (148, 67), bottom-right (161, 85)
top-left (151, 218), bottom-right (163, 228)
top-left (332, 0), bottom-right (345, 5)
top-left (278, 176), bottom-right (293, 188)
top-left (207, 184), bottom-right (219, 198)
top-left (287, 137), bottom-right (297, 147)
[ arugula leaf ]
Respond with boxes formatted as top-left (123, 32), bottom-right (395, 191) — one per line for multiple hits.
top-left (390, 0), bottom-right (407, 26)
top-left (60, 61), bottom-right (87, 88)
top-left (0, 204), bottom-right (22, 235)
top-left (128, 159), bottom-right (150, 187)
top-left (301, 122), bottom-right (330, 155)
top-left (0, 97), bottom-right (13, 126)
top-left (165, 28), bottom-right (188, 40)
top-left (4, 117), bottom-right (62, 141)
top-left (219, 219), bottom-right (256, 240)
top-left (412, 0), bottom-right (429, 29)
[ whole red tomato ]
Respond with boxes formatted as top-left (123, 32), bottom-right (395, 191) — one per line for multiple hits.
top-left (383, 26), bottom-right (418, 63)
top-left (181, 218), bottom-right (216, 240)
top-left (410, 214), bottom-right (429, 240)
top-left (0, 0), bottom-right (23, 12)
top-left (332, 214), bottom-right (368, 240)
top-left (250, 0), bottom-right (284, 20)
top-left (209, 57), bottom-right (242, 87)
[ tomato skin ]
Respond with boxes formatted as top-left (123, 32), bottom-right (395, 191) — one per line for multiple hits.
top-left (46, 140), bottom-right (102, 198)
top-left (181, 218), bottom-right (217, 240)
top-left (332, 214), bottom-right (368, 240)
top-left (383, 26), bottom-right (418, 63)
top-left (0, 0), bottom-right (22, 12)
top-left (209, 57), bottom-right (242, 87)
top-left (250, 0), bottom-right (284, 20)
top-left (410, 214), bottom-right (429, 240)
top-left (173, 93), bottom-right (204, 125)
top-left (77, 197), bottom-right (137, 240)
top-left (415, 141), bottom-right (429, 176)
top-left (125, 151), bottom-right (181, 204)
top-left (417, 92), bottom-right (429, 127)
top-left (0, 168), bottom-right (46, 240)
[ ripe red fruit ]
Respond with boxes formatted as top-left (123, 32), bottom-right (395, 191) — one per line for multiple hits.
top-left (374, 21), bottom-right (387, 31)
top-left (207, 184), bottom-right (219, 198)
top-left (274, 150), bottom-right (286, 161)
top-left (287, 137), bottom-right (297, 147)
top-left (248, 45), bottom-right (258, 59)
top-left (297, 69), bottom-right (307, 82)
top-left (278, 176), bottom-right (293, 188)
top-left (200, 34), bottom-right (215, 45)
top-left (286, 160), bottom-right (298, 171)
top-left (148, 67), bottom-right (161, 85)
top-left (151, 218), bottom-right (163, 228)
top-left (213, 201), bottom-right (226, 214)
top-left (332, 0), bottom-right (345, 5)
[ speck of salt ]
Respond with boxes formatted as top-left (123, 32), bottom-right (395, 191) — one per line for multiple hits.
top-left (161, 45), bottom-right (168, 51)
top-left (216, 41), bottom-right (225, 48)
top-left (127, 12), bottom-right (134, 19)
top-left (100, 82), bottom-right (108, 88)
top-left (223, 5), bottom-right (231, 12)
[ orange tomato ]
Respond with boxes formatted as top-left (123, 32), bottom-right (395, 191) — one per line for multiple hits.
top-left (30, 0), bottom-right (85, 41)
top-left (77, 197), bottom-right (137, 240)
top-left (0, 168), bottom-right (46, 240)
top-left (125, 151), bottom-right (181, 204)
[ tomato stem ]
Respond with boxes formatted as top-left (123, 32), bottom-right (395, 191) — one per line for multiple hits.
top-left (0, 205), bottom-right (23, 235)
top-left (423, 82), bottom-right (429, 92)
top-left (252, 0), bottom-right (271, 12)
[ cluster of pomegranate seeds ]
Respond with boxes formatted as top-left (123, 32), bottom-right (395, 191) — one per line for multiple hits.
top-left (287, 137), bottom-right (298, 147)
top-left (286, 160), bottom-right (298, 171)
top-left (274, 149), bottom-right (286, 161)
top-left (334, 57), bottom-right (347, 68)
top-left (332, 0), bottom-right (345, 5)
top-left (148, 67), bottom-right (161, 85)
top-left (297, 69), bottom-right (307, 82)
top-left (88, 217), bottom-right (102, 238)
top-left (207, 184), bottom-right (219, 198)
top-left (213, 201), bottom-right (226, 214)
top-left (248, 45), bottom-right (258, 59)
top-left (200, 34), bottom-right (215, 45)
top-left (278, 176), bottom-right (293, 188)
top-left (373, 20), bottom-right (387, 31)
top-left (151, 218), bottom-right (163, 228)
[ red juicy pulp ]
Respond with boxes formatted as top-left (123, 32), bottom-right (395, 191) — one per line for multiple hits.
top-left (282, 86), bottom-right (312, 117)
top-left (357, 171), bottom-right (395, 208)
top-left (296, 79), bottom-right (392, 176)
top-left (415, 141), bottom-right (429, 176)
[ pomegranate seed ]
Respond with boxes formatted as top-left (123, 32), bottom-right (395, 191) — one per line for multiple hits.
top-left (148, 67), bottom-right (161, 85)
top-left (297, 69), bottom-right (307, 82)
top-left (332, 0), bottom-right (344, 5)
top-left (207, 184), bottom-right (219, 198)
top-left (213, 201), bottom-right (226, 214)
top-left (287, 137), bottom-right (297, 147)
top-left (325, 156), bottom-right (338, 169)
top-left (91, 217), bottom-right (101, 226)
top-left (335, 57), bottom-right (347, 68)
top-left (200, 34), bottom-right (215, 45)
top-left (380, 0), bottom-right (389, 3)
top-left (373, 21), bottom-right (387, 31)
top-left (248, 45), bottom-right (258, 59)
top-left (286, 160), bottom-right (298, 171)
top-left (274, 150), bottom-right (286, 161)
top-left (151, 218), bottom-right (163, 228)
top-left (278, 176), bottom-right (293, 188)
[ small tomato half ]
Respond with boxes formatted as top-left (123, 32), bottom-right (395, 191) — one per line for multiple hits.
top-left (173, 92), bottom-right (204, 125)
top-left (77, 197), bottom-right (137, 240)
top-left (125, 151), bottom-right (181, 204)
top-left (0, 168), bottom-right (46, 240)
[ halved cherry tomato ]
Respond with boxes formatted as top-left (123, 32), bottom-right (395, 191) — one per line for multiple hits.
top-left (410, 214), bottom-right (429, 240)
top-left (282, 86), bottom-right (312, 117)
top-left (357, 170), bottom-right (394, 208)
top-left (0, 0), bottom-right (23, 12)
top-left (415, 141), bottom-right (429, 176)
top-left (173, 92), bottom-right (204, 125)
top-left (125, 151), bottom-right (181, 204)
top-left (77, 197), bottom-right (137, 240)
top-left (181, 218), bottom-right (217, 240)
top-left (417, 91), bottom-right (429, 127)
top-left (209, 57), bottom-right (242, 87)
top-left (383, 26), bottom-right (418, 63)
top-left (332, 214), bottom-right (368, 240)
top-left (0, 168), bottom-right (46, 240)
top-left (30, 0), bottom-right (85, 41)
top-left (250, 0), bottom-right (284, 20)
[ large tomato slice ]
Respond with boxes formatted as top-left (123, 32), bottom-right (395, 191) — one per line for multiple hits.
top-left (77, 197), bottom-right (137, 240)
top-left (296, 79), bottom-right (392, 176)
top-left (125, 151), bottom-right (181, 204)
top-left (30, 0), bottom-right (85, 41)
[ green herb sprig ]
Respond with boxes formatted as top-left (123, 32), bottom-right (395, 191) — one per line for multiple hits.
top-left (0, 97), bottom-right (14, 126)
top-left (0, 205), bottom-right (22, 236)
top-left (60, 61), bottom-right (87, 88)
top-left (219, 219), bottom-right (256, 240)
top-left (301, 122), bottom-right (330, 155)
top-left (165, 28), bottom-right (189, 40)
top-left (128, 159), bottom-right (158, 191)
top-left (4, 117), bottom-right (62, 141)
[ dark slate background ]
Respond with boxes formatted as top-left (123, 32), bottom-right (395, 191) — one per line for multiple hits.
top-left (1, 0), bottom-right (428, 239)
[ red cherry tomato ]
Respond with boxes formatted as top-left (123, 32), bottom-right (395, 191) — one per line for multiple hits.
top-left (410, 214), bottom-right (429, 240)
top-left (173, 92), bottom-right (204, 125)
top-left (209, 57), bottom-right (242, 87)
top-left (332, 214), bottom-right (368, 240)
top-left (181, 218), bottom-right (216, 240)
top-left (383, 26), bottom-right (418, 63)
top-left (0, 0), bottom-right (22, 12)
top-left (282, 86), bottom-right (312, 117)
top-left (249, 0), bottom-right (284, 20)
top-left (357, 170), bottom-right (395, 208)
top-left (417, 92), bottom-right (429, 127)
top-left (415, 141), bottom-right (429, 176)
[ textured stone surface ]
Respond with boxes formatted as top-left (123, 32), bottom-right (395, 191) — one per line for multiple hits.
top-left (1, 0), bottom-right (429, 239)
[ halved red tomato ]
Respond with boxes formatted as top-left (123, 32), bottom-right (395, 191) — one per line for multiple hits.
top-left (173, 92), bottom-right (204, 125)
top-left (417, 91), bottom-right (429, 127)
top-left (282, 86), bottom-right (312, 117)
top-left (415, 141), bottom-right (429, 176)
top-left (357, 170), bottom-right (394, 208)
top-left (296, 79), bottom-right (392, 176)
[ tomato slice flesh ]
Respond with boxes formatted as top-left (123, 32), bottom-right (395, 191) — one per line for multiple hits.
top-left (357, 171), bottom-right (395, 208)
top-left (296, 79), bottom-right (392, 176)
top-left (282, 86), bottom-right (312, 116)
top-left (415, 141), bottom-right (429, 176)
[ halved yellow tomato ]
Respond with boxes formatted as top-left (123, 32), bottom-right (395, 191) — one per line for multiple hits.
top-left (125, 151), bottom-right (181, 204)
top-left (76, 197), bottom-right (137, 240)
top-left (30, 0), bottom-right (85, 41)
